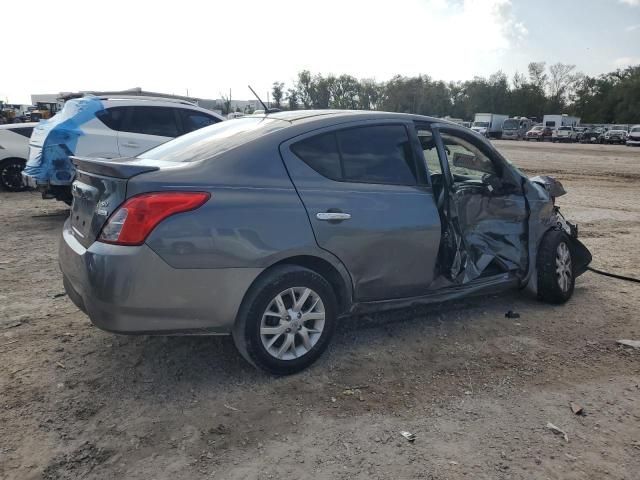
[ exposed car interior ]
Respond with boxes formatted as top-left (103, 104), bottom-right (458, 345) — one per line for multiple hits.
top-left (417, 125), bottom-right (526, 285)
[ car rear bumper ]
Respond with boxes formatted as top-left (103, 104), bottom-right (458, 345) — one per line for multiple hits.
top-left (59, 220), bottom-right (262, 335)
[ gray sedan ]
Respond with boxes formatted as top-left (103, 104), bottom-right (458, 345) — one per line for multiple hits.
top-left (60, 110), bottom-right (591, 374)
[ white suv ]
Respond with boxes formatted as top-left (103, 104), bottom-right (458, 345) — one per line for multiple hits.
top-left (0, 122), bottom-right (38, 191)
top-left (23, 95), bottom-right (224, 203)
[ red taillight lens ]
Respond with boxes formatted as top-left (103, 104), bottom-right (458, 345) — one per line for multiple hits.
top-left (98, 191), bottom-right (210, 246)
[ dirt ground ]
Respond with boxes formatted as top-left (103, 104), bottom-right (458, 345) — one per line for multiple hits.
top-left (1, 141), bottom-right (639, 480)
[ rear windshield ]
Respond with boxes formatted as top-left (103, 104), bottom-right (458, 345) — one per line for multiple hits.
top-left (138, 117), bottom-right (288, 163)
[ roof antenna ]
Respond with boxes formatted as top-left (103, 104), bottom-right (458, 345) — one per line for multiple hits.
top-left (248, 85), bottom-right (280, 114)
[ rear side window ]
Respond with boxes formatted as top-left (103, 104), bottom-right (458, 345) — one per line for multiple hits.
top-left (290, 133), bottom-right (342, 180)
top-left (126, 107), bottom-right (179, 137)
top-left (10, 127), bottom-right (34, 138)
top-left (96, 106), bottom-right (128, 131)
top-left (180, 110), bottom-right (220, 133)
top-left (292, 125), bottom-right (417, 185)
top-left (138, 116), bottom-right (287, 163)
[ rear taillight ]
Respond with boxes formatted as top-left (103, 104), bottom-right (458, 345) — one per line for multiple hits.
top-left (98, 191), bottom-right (210, 246)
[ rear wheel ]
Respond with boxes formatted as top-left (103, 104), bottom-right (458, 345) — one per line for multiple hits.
top-left (232, 265), bottom-right (337, 375)
top-left (537, 229), bottom-right (574, 304)
top-left (0, 158), bottom-right (26, 191)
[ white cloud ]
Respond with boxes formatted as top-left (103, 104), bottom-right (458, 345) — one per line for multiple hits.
top-left (625, 24), bottom-right (640, 31)
top-left (613, 57), bottom-right (640, 68)
top-left (619, 0), bottom-right (640, 5)
top-left (1, 0), bottom-right (528, 104)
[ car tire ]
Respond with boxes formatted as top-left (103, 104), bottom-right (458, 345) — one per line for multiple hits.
top-left (232, 265), bottom-right (338, 375)
top-left (537, 229), bottom-right (575, 304)
top-left (0, 158), bottom-right (27, 192)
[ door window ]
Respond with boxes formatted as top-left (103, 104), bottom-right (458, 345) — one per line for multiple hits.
top-left (126, 107), bottom-right (180, 137)
top-left (180, 110), bottom-right (220, 133)
top-left (417, 128), bottom-right (441, 174)
top-left (291, 125), bottom-right (418, 185)
top-left (337, 125), bottom-right (416, 185)
top-left (440, 132), bottom-right (497, 182)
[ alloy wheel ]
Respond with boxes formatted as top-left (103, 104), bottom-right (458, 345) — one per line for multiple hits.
top-left (556, 242), bottom-right (572, 293)
top-left (260, 287), bottom-right (325, 360)
top-left (0, 160), bottom-right (25, 191)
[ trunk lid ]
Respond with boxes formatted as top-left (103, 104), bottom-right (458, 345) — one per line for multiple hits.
top-left (69, 156), bottom-right (159, 248)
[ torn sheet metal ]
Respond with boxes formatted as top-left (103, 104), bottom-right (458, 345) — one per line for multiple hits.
top-left (522, 176), bottom-right (592, 294)
top-left (23, 96), bottom-right (105, 185)
top-left (444, 188), bottom-right (528, 284)
top-left (529, 175), bottom-right (567, 198)
top-left (438, 173), bottom-right (590, 290)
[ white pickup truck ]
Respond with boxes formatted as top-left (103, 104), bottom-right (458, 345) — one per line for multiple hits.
top-left (553, 126), bottom-right (577, 143)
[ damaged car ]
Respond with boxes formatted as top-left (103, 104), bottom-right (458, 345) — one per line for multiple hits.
top-left (59, 111), bottom-right (592, 374)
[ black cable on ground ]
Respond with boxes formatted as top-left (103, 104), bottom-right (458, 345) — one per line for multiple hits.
top-left (587, 266), bottom-right (640, 283)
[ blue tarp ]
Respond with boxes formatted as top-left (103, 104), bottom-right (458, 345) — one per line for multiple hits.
top-left (23, 96), bottom-right (105, 185)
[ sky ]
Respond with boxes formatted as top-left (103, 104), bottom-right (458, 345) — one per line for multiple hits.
top-left (2, 0), bottom-right (639, 104)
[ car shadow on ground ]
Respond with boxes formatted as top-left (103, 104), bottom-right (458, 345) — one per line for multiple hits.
top-left (66, 286), bottom-right (568, 402)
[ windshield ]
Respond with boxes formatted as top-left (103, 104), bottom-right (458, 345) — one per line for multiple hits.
top-left (532, 126), bottom-right (543, 131)
top-left (138, 117), bottom-right (288, 163)
top-left (559, 127), bottom-right (572, 131)
top-left (631, 127), bottom-right (640, 133)
top-left (611, 125), bottom-right (627, 131)
top-left (473, 122), bottom-right (489, 128)
top-left (503, 119), bottom-right (519, 129)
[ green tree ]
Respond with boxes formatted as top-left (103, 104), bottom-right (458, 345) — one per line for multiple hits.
top-left (271, 82), bottom-right (284, 108)
top-left (286, 87), bottom-right (299, 110)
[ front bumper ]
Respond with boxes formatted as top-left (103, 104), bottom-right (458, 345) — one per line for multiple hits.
top-left (59, 220), bottom-right (262, 334)
top-left (626, 138), bottom-right (640, 145)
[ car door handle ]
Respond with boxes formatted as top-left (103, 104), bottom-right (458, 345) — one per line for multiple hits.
top-left (121, 142), bottom-right (139, 148)
top-left (316, 212), bottom-right (351, 221)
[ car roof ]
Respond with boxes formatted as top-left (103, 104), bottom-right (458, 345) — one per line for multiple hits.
top-left (253, 109), bottom-right (447, 126)
top-left (97, 98), bottom-right (224, 119)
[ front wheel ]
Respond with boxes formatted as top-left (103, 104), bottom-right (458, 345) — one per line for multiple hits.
top-left (0, 158), bottom-right (27, 191)
top-left (537, 229), bottom-right (575, 304)
top-left (232, 265), bottom-right (337, 375)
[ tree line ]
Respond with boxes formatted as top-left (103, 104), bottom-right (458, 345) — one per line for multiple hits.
top-left (269, 62), bottom-right (640, 124)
